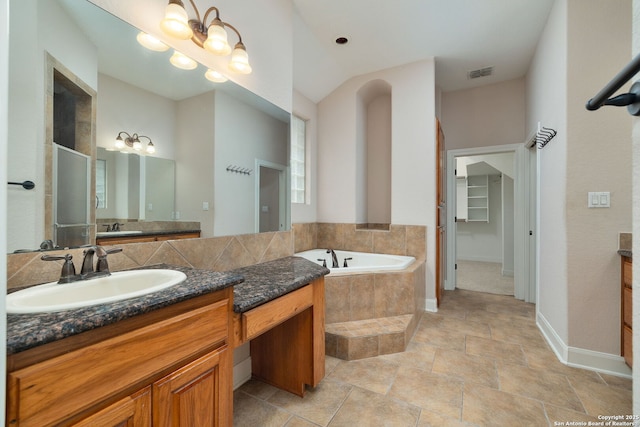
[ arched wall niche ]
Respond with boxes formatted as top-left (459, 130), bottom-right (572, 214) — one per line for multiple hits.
top-left (356, 79), bottom-right (392, 229)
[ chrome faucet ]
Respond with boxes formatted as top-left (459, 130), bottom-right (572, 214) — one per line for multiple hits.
top-left (112, 222), bottom-right (123, 232)
top-left (326, 249), bottom-right (339, 268)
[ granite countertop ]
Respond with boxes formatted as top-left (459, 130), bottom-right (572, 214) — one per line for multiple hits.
top-left (6, 264), bottom-right (243, 355)
top-left (96, 229), bottom-right (201, 238)
top-left (618, 249), bottom-right (632, 258)
top-left (231, 256), bottom-right (330, 313)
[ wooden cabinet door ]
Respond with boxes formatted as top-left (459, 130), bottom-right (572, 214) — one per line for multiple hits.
top-left (153, 346), bottom-right (231, 427)
top-left (73, 387), bottom-right (151, 427)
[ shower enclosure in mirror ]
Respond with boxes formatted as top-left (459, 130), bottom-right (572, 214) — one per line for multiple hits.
top-left (6, 0), bottom-right (291, 253)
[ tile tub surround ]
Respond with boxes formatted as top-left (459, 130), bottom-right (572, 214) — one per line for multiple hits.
top-left (293, 223), bottom-right (426, 261)
top-left (324, 261), bottom-right (426, 360)
top-left (7, 230), bottom-right (293, 289)
top-left (6, 264), bottom-right (243, 355)
top-left (293, 223), bottom-right (427, 360)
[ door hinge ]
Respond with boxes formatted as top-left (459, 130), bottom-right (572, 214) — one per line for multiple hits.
top-left (454, 216), bottom-right (457, 222)
top-left (529, 230), bottom-right (533, 236)
top-left (454, 169), bottom-right (457, 176)
top-left (455, 263), bottom-right (458, 270)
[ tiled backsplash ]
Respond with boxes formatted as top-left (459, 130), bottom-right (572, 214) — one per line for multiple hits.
top-left (7, 231), bottom-right (293, 289)
top-left (7, 223), bottom-right (427, 289)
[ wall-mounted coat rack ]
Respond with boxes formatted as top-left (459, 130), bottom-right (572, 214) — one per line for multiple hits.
top-left (8, 180), bottom-right (35, 190)
top-left (226, 165), bottom-right (252, 176)
top-left (536, 126), bottom-right (557, 149)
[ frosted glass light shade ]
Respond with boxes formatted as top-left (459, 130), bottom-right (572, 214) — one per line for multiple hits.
top-left (114, 136), bottom-right (125, 149)
top-left (160, 3), bottom-right (193, 40)
top-left (146, 142), bottom-right (156, 154)
top-left (133, 139), bottom-right (142, 151)
top-left (228, 44), bottom-right (252, 74)
top-left (205, 68), bottom-right (228, 83)
top-left (136, 32), bottom-right (170, 52)
top-left (203, 23), bottom-right (231, 55)
top-left (169, 50), bottom-right (197, 70)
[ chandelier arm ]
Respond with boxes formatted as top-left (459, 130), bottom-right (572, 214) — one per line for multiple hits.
top-left (187, 0), bottom-right (202, 24)
top-left (202, 6), bottom-right (220, 27)
top-left (138, 135), bottom-right (153, 144)
top-left (221, 22), bottom-right (243, 43)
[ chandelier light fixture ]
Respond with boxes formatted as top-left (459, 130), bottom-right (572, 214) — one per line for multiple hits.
top-left (159, 0), bottom-right (252, 75)
top-left (114, 131), bottom-right (156, 155)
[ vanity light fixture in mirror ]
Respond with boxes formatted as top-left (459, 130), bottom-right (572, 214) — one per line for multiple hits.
top-left (114, 132), bottom-right (156, 155)
top-left (159, 0), bottom-right (252, 75)
top-left (136, 32), bottom-right (169, 52)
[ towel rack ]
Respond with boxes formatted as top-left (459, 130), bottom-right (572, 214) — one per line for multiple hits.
top-left (585, 52), bottom-right (640, 116)
top-left (8, 180), bottom-right (35, 190)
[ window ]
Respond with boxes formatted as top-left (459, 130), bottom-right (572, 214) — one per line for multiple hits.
top-left (291, 115), bottom-right (307, 204)
top-left (96, 158), bottom-right (107, 209)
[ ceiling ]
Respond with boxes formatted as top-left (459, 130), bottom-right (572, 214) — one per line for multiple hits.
top-left (292, 0), bottom-right (556, 103)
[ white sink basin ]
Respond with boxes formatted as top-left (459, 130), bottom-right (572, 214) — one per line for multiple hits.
top-left (96, 231), bottom-right (144, 237)
top-left (6, 269), bottom-right (187, 314)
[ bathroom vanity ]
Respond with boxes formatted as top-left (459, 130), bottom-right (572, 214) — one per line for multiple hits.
top-left (620, 251), bottom-right (633, 367)
top-left (6, 257), bottom-right (329, 426)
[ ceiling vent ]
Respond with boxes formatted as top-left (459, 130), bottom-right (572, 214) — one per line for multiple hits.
top-left (467, 66), bottom-right (494, 80)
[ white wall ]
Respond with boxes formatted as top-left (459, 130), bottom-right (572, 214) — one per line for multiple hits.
top-left (90, 0), bottom-right (293, 113)
top-left (97, 74), bottom-right (177, 160)
top-left (213, 90), bottom-right (289, 236)
top-left (291, 90), bottom-right (318, 224)
top-left (502, 175), bottom-right (515, 276)
top-left (175, 91), bottom-right (216, 236)
top-left (526, 0), bottom-right (570, 356)
top-left (317, 59), bottom-right (436, 302)
top-left (529, 0), bottom-right (632, 371)
top-left (7, 0), bottom-right (98, 252)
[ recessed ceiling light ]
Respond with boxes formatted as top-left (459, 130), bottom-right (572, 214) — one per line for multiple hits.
top-left (335, 37), bottom-right (349, 45)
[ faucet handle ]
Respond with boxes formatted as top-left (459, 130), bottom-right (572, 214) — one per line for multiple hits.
top-left (41, 254), bottom-right (76, 283)
top-left (343, 257), bottom-right (353, 268)
top-left (96, 247), bottom-right (123, 274)
top-left (102, 224), bottom-right (112, 232)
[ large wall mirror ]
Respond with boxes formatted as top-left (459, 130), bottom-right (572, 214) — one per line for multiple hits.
top-left (6, 0), bottom-right (291, 253)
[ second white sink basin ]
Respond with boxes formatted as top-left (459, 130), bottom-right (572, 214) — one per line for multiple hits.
top-left (7, 269), bottom-right (187, 314)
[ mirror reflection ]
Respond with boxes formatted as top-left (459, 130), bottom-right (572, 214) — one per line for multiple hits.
top-left (7, 0), bottom-right (291, 253)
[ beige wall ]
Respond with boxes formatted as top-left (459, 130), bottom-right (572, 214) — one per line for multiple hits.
top-left (565, 0), bottom-right (632, 354)
top-left (529, 0), bottom-right (632, 369)
top-left (441, 78), bottom-right (526, 150)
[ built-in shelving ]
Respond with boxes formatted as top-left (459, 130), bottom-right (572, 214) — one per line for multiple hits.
top-left (466, 175), bottom-right (489, 222)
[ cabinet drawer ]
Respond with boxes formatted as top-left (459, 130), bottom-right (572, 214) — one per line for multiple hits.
top-left (624, 325), bottom-right (633, 367)
top-left (624, 287), bottom-right (633, 327)
top-left (8, 299), bottom-right (228, 427)
top-left (624, 260), bottom-right (632, 287)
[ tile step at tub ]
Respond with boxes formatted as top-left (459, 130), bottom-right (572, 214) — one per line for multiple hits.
top-left (325, 313), bottom-right (420, 361)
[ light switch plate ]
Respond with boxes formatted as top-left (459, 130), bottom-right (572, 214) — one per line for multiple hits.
top-left (588, 192), bottom-right (610, 208)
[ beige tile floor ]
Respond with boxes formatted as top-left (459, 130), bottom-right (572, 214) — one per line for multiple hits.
top-left (233, 290), bottom-right (632, 426)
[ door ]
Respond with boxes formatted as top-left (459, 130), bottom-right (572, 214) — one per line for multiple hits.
top-left (435, 119), bottom-right (446, 306)
top-left (72, 387), bottom-right (151, 427)
top-left (153, 347), bottom-right (231, 427)
top-left (255, 160), bottom-right (287, 233)
top-left (53, 143), bottom-right (91, 248)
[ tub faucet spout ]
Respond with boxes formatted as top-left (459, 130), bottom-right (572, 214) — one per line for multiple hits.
top-left (327, 249), bottom-right (339, 268)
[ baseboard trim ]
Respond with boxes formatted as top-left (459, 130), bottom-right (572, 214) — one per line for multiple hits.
top-left (425, 298), bottom-right (438, 312)
top-left (233, 357), bottom-right (252, 390)
top-left (537, 312), bottom-right (631, 378)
